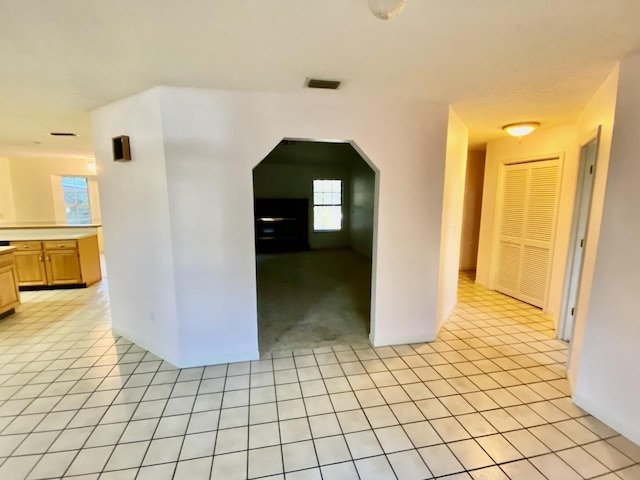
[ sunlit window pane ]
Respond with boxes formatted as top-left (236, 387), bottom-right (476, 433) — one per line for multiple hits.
top-left (313, 179), bottom-right (342, 231)
top-left (61, 177), bottom-right (91, 225)
top-left (314, 206), bottom-right (342, 231)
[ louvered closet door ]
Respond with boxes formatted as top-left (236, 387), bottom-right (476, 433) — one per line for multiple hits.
top-left (495, 159), bottom-right (560, 308)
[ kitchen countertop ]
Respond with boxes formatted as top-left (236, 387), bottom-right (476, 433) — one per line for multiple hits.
top-left (0, 246), bottom-right (16, 254)
top-left (0, 232), bottom-right (96, 242)
top-left (0, 223), bottom-right (102, 229)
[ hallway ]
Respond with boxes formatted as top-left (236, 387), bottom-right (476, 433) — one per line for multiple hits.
top-left (0, 273), bottom-right (637, 479)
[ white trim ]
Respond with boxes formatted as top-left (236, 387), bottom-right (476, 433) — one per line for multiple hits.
top-left (370, 329), bottom-right (436, 347)
top-left (112, 327), bottom-right (180, 368)
top-left (573, 392), bottom-right (640, 445)
top-left (253, 138), bottom-right (381, 351)
top-left (179, 349), bottom-right (260, 369)
top-left (558, 127), bottom-right (601, 342)
top-left (113, 327), bottom-right (260, 368)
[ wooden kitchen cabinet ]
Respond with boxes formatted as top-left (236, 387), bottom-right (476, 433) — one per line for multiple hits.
top-left (0, 248), bottom-right (20, 316)
top-left (9, 235), bottom-right (101, 288)
top-left (13, 242), bottom-right (47, 286)
top-left (45, 249), bottom-right (82, 285)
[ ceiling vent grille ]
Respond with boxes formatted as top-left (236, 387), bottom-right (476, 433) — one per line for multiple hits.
top-left (305, 78), bottom-right (341, 90)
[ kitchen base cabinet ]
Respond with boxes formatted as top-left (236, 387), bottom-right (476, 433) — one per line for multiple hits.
top-left (9, 234), bottom-right (101, 289)
top-left (0, 248), bottom-right (20, 316)
top-left (13, 242), bottom-right (47, 286)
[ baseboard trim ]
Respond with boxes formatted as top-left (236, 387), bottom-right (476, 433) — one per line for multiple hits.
top-left (112, 327), bottom-right (260, 368)
top-left (572, 393), bottom-right (640, 445)
top-left (370, 331), bottom-right (436, 347)
top-left (112, 326), bottom-right (180, 368)
top-left (178, 349), bottom-right (260, 369)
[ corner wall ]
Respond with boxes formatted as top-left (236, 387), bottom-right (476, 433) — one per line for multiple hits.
top-left (572, 55), bottom-right (640, 444)
top-left (350, 159), bottom-right (376, 258)
top-left (436, 109), bottom-right (469, 329)
top-left (567, 65), bottom-right (619, 383)
top-left (0, 158), bottom-right (15, 224)
top-left (92, 88), bottom-right (181, 365)
top-left (459, 150), bottom-right (485, 271)
top-left (92, 86), bottom-right (450, 367)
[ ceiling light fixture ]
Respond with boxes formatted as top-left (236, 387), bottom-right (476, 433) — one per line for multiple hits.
top-left (503, 122), bottom-right (540, 138)
top-left (50, 132), bottom-right (77, 137)
top-left (368, 0), bottom-right (407, 20)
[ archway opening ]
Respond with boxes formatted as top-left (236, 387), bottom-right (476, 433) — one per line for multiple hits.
top-left (252, 139), bottom-right (377, 353)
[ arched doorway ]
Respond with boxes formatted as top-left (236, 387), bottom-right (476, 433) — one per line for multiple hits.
top-left (252, 139), bottom-right (378, 353)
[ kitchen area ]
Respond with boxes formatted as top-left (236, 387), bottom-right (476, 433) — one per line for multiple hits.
top-left (0, 156), bottom-right (105, 320)
top-left (0, 224), bottom-right (102, 318)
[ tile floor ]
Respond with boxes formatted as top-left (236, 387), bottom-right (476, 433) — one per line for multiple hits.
top-left (0, 272), bottom-right (638, 479)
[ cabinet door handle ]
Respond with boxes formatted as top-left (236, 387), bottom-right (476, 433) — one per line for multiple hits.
top-left (39, 256), bottom-right (42, 262)
top-left (57, 244), bottom-right (64, 248)
top-left (22, 245), bottom-right (29, 248)
top-left (46, 256), bottom-right (50, 261)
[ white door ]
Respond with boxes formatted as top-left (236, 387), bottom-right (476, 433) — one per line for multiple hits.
top-left (559, 135), bottom-right (599, 341)
top-left (495, 159), bottom-right (561, 308)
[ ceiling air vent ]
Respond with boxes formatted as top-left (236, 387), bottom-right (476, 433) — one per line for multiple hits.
top-left (305, 78), bottom-right (342, 90)
top-left (50, 132), bottom-right (77, 137)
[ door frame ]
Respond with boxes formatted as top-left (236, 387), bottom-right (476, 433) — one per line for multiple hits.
top-left (251, 137), bottom-right (381, 352)
top-left (558, 127), bottom-right (601, 341)
top-left (488, 152), bottom-right (565, 313)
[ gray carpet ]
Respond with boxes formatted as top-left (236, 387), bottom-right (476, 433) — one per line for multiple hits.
top-left (257, 249), bottom-right (372, 353)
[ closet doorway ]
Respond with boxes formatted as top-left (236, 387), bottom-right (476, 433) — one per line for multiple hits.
top-left (492, 158), bottom-right (561, 309)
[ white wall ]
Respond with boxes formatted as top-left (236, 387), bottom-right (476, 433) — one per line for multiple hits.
top-left (7, 157), bottom-right (100, 223)
top-left (459, 150), bottom-right (485, 270)
top-left (436, 109), bottom-right (469, 329)
top-left (93, 86), bottom-right (449, 367)
top-left (350, 159), bottom-right (376, 258)
top-left (572, 54), bottom-right (640, 444)
top-left (567, 66), bottom-right (619, 384)
top-left (0, 158), bottom-right (15, 224)
top-left (92, 88), bottom-right (181, 366)
top-left (476, 124), bottom-right (578, 322)
top-left (253, 162), bottom-right (351, 249)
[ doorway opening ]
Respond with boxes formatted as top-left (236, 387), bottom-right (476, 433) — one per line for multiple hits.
top-left (559, 129), bottom-right (600, 341)
top-left (459, 150), bottom-right (486, 275)
top-left (491, 157), bottom-right (562, 312)
top-left (252, 139), bottom-right (377, 353)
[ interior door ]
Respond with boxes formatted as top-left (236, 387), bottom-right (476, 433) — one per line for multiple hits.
top-left (495, 159), bottom-right (561, 308)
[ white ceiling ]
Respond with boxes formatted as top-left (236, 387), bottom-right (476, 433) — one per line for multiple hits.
top-left (1, 0), bottom-right (640, 158)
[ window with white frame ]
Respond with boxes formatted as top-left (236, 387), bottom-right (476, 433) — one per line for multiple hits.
top-left (313, 179), bottom-right (342, 231)
top-left (61, 177), bottom-right (91, 225)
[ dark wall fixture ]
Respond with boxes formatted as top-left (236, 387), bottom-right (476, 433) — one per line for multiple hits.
top-left (112, 135), bottom-right (131, 161)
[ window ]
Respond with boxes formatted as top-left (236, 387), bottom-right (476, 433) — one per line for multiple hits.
top-left (61, 177), bottom-right (91, 224)
top-left (313, 179), bottom-right (342, 231)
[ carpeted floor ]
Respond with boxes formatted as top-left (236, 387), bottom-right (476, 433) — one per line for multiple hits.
top-left (256, 249), bottom-right (372, 353)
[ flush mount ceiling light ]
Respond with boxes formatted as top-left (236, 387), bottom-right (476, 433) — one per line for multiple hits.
top-left (368, 0), bottom-right (407, 20)
top-left (502, 122), bottom-right (540, 138)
